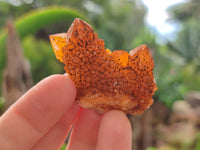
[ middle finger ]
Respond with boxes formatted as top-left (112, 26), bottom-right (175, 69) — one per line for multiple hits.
top-left (67, 108), bottom-right (102, 150)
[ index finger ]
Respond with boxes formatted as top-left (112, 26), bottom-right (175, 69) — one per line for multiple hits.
top-left (0, 75), bottom-right (76, 150)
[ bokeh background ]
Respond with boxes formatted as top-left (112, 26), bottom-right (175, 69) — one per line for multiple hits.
top-left (0, 0), bottom-right (200, 150)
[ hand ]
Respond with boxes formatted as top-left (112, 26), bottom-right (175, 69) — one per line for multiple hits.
top-left (0, 75), bottom-right (132, 150)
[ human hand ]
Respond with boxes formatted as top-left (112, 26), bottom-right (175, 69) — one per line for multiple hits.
top-left (0, 75), bottom-right (132, 150)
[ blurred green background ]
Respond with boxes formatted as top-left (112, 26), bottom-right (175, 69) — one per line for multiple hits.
top-left (0, 0), bottom-right (200, 150)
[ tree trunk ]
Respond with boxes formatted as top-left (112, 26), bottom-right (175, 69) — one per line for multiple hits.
top-left (2, 20), bottom-right (33, 112)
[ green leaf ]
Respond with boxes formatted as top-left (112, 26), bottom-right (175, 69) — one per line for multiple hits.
top-left (60, 143), bottom-right (67, 150)
top-left (0, 96), bottom-right (5, 111)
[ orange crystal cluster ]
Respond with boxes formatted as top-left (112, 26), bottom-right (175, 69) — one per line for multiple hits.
top-left (49, 18), bottom-right (157, 115)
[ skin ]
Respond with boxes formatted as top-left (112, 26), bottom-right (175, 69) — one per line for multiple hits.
top-left (0, 74), bottom-right (132, 150)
